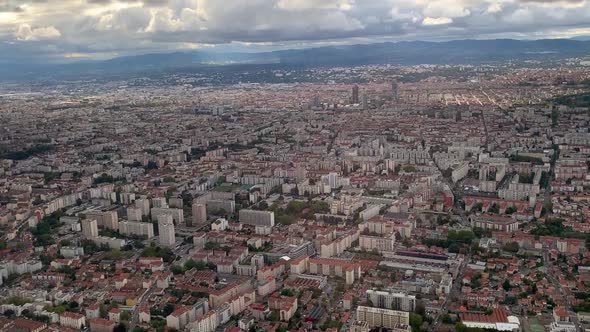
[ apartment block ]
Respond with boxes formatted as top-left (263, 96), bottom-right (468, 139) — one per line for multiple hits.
top-left (356, 306), bottom-right (410, 329)
top-left (239, 209), bottom-right (275, 227)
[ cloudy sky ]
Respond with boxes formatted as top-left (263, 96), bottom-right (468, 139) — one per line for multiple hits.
top-left (1, 0), bottom-right (590, 63)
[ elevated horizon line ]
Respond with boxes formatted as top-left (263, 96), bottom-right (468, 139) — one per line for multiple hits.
top-left (2, 36), bottom-right (590, 66)
top-left (90, 36), bottom-right (590, 59)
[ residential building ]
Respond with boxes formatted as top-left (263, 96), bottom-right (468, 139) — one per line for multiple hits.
top-left (192, 202), bottom-right (207, 224)
top-left (356, 306), bottom-right (410, 329)
top-left (60, 312), bottom-right (86, 329)
top-left (86, 210), bottom-right (119, 230)
top-left (158, 214), bottom-right (176, 247)
top-left (366, 290), bottom-right (416, 312)
top-left (359, 233), bottom-right (396, 253)
top-left (239, 209), bottom-right (275, 227)
top-left (81, 219), bottom-right (98, 238)
top-left (119, 220), bottom-right (154, 238)
top-left (89, 318), bottom-right (116, 332)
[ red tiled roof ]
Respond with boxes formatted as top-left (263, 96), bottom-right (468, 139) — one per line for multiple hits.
top-left (460, 309), bottom-right (508, 324)
top-left (61, 311), bottom-right (84, 319)
top-left (14, 318), bottom-right (46, 330)
top-left (249, 303), bottom-right (267, 311)
top-left (89, 318), bottom-right (115, 327)
top-left (554, 306), bottom-right (568, 318)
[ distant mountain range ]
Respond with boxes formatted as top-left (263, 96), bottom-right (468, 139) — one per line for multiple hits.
top-left (2, 38), bottom-right (590, 81)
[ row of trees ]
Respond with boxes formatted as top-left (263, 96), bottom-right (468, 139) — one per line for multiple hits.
top-left (267, 199), bottom-right (330, 225)
top-left (171, 258), bottom-right (215, 274)
top-left (0, 144), bottom-right (53, 160)
top-left (141, 244), bottom-right (175, 262)
top-left (30, 210), bottom-right (65, 246)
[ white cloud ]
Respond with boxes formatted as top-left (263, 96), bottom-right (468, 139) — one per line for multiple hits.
top-left (422, 17), bottom-right (454, 25)
top-left (423, 1), bottom-right (470, 18)
top-left (15, 24), bottom-right (61, 41)
top-left (277, 0), bottom-right (354, 11)
top-left (145, 8), bottom-right (185, 32)
top-left (486, 2), bottom-right (503, 13)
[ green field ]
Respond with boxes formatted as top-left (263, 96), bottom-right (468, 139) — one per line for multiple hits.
top-left (212, 184), bottom-right (241, 192)
top-left (526, 317), bottom-right (544, 332)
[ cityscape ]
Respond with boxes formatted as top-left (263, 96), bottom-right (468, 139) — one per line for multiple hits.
top-left (2, 1), bottom-right (590, 332)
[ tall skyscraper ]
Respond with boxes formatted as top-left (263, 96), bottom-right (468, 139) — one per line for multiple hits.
top-left (192, 202), bottom-right (207, 225)
top-left (81, 219), bottom-right (98, 239)
top-left (391, 80), bottom-right (398, 100)
top-left (362, 94), bottom-right (368, 109)
top-left (352, 85), bottom-right (360, 104)
top-left (310, 95), bottom-right (321, 108)
top-left (158, 214), bottom-right (176, 247)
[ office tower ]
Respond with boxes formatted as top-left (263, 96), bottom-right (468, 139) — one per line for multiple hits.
top-left (239, 209), bottom-right (275, 227)
top-left (310, 95), bottom-right (321, 109)
top-left (158, 214), bottom-right (176, 247)
top-left (362, 94), bottom-right (368, 109)
top-left (81, 219), bottom-right (98, 238)
top-left (313, 95), bottom-right (320, 107)
top-left (127, 207), bottom-right (143, 222)
top-left (391, 80), bottom-right (398, 100)
top-left (352, 85), bottom-right (360, 104)
top-left (192, 202), bottom-right (207, 225)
